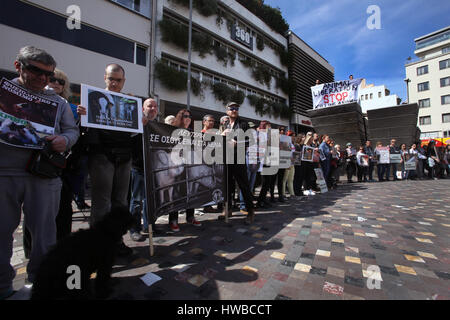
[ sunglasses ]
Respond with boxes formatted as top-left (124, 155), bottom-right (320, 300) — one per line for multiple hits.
top-left (228, 107), bottom-right (239, 111)
top-left (49, 77), bottom-right (66, 86)
top-left (107, 77), bottom-right (124, 83)
top-left (21, 62), bottom-right (55, 77)
top-left (183, 114), bottom-right (192, 119)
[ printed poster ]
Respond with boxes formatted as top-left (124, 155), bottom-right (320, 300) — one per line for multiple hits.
top-left (0, 78), bottom-right (57, 149)
top-left (301, 145), bottom-right (314, 162)
top-left (377, 147), bottom-right (390, 164)
top-left (81, 84), bottom-right (143, 133)
top-left (279, 134), bottom-right (292, 169)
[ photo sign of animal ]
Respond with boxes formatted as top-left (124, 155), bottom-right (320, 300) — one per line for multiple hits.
top-left (0, 78), bottom-right (58, 149)
top-left (80, 84), bottom-right (143, 134)
top-left (144, 122), bottom-right (226, 220)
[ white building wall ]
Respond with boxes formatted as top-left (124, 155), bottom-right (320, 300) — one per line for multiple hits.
top-left (0, 0), bottom-right (151, 97)
top-left (359, 85), bottom-right (399, 113)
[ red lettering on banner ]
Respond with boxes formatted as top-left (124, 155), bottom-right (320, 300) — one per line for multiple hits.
top-left (324, 95), bottom-right (329, 104)
top-left (342, 92), bottom-right (348, 100)
top-left (336, 93), bottom-right (342, 101)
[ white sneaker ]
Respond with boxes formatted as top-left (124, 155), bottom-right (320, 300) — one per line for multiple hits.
top-left (303, 190), bottom-right (309, 196)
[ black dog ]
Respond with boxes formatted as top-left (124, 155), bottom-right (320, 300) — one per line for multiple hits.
top-left (31, 206), bottom-right (134, 300)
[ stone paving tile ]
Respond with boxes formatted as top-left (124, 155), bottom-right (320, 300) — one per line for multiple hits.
top-left (9, 180), bottom-right (450, 300)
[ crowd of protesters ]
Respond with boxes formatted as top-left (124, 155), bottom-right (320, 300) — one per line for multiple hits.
top-left (1, 46), bottom-right (450, 300)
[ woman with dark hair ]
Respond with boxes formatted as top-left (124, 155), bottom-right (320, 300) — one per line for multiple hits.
top-left (168, 109), bottom-right (201, 232)
top-left (426, 140), bottom-right (439, 179)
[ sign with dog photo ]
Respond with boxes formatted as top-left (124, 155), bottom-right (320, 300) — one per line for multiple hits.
top-left (143, 122), bottom-right (226, 222)
top-left (80, 84), bottom-right (143, 133)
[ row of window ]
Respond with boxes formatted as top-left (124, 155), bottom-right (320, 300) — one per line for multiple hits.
top-left (419, 95), bottom-right (450, 108)
top-left (110, 0), bottom-right (152, 18)
top-left (416, 58), bottom-right (450, 75)
top-left (417, 77), bottom-right (450, 92)
top-left (360, 91), bottom-right (383, 101)
top-left (161, 58), bottom-right (286, 104)
top-left (419, 113), bottom-right (450, 125)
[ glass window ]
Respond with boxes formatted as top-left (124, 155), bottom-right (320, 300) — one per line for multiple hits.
top-left (418, 98), bottom-right (431, 108)
top-left (417, 65), bottom-right (428, 75)
top-left (442, 113), bottom-right (450, 123)
top-left (442, 95), bottom-right (450, 105)
top-left (360, 95), bottom-right (364, 100)
top-left (370, 93), bottom-right (373, 99)
top-left (136, 45), bottom-right (146, 66)
top-left (378, 92), bottom-right (382, 98)
top-left (443, 46), bottom-right (450, 54)
top-left (419, 116), bottom-right (431, 125)
top-left (440, 59), bottom-right (450, 70)
top-left (418, 82), bottom-right (429, 92)
top-left (440, 77), bottom-right (450, 87)
top-left (365, 94), bottom-right (368, 99)
top-left (112, 0), bottom-right (152, 18)
top-left (444, 130), bottom-right (450, 138)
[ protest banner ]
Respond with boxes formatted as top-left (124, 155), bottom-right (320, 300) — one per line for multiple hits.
top-left (389, 153), bottom-right (402, 164)
top-left (143, 122), bottom-right (226, 222)
top-left (80, 84), bottom-right (143, 133)
top-left (0, 78), bottom-right (57, 149)
top-left (311, 78), bottom-right (363, 109)
top-left (292, 151), bottom-right (302, 165)
top-left (301, 145), bottom-right (314, 162)
top-left (377, 147), bottom-right (390, 164)
top-left (314, 168), bottom-right (328, 193)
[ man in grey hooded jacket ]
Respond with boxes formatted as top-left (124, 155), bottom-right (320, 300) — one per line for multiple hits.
top-left (0, 46), bottom-right (79, 299)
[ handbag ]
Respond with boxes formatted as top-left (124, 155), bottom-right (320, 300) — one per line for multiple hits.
top-left (26, 141), bottom-right (67, 179)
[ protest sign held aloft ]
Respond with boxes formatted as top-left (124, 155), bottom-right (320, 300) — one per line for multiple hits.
top-left (311, 78), bottom-right (363, 109)
top-left (80, 84), bottom-right (143, 133)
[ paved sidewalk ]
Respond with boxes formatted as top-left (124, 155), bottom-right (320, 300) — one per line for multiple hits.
top-left (11, 179), bottom-right (450, 300)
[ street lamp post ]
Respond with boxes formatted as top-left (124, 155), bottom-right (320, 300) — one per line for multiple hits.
top-left (186, 0), bottom-right (193, 111)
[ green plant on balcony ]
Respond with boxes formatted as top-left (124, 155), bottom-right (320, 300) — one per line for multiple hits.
top-left (277, 46), bottom-right (291, 67)
top-left (279, 103), bottom-right (293, 119)
top-left (213, 45), bottom-right (229, 67)
top-left (159, 19), bottom-right (188, 50)
top-left (212, 82), bottom-right (244, 105)
top-left (256, 35), bottom-right (265, 51)
top-left (192, 31), bottom-right (213, 57)
top-left (247, 94), bottom-right (268, 116)
top-left (276, 76), bottom-right (294, 95)
top-left (155, 60), bottom-right (204, 98)
top-left (252, 64), bottom-right (272, 89)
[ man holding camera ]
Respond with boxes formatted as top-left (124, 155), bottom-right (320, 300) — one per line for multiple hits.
top-left (0, 46), bottom-right (79, 299)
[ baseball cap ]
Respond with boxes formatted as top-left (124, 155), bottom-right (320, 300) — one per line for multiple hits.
top-left (225, 102), bottom-right (239, 109)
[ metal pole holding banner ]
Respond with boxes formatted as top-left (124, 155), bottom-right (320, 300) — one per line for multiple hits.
top-left (186, 0), bottom-right (193, 111)
top-left (142, 126), bottom-right (154, 257)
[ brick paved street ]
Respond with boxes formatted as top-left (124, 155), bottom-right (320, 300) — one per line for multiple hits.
top-left (11, 179), bottom-right (450, 300)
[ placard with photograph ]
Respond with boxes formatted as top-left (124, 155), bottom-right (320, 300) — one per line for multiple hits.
top-left (80, 84), bottom-right (143, 133)
top-left (377, 147), bottom-right (390, 164)
top-left (0, 78), bottom-right (57, 149)
top-left (301, 145), bottom-right (314, 162)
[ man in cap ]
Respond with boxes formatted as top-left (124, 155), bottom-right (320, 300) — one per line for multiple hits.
top-left (220, 102), bottom-right (255, 224)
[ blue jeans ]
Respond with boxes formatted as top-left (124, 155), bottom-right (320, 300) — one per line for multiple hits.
top-left (239, 166), bottom-right (257, 210)
top-left (129, 168), bottom-right (148, 233)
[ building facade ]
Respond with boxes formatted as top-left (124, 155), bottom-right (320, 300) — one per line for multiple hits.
top-left (405, 26), bottom-right (450, 139)
top-left (0, 0), bottom-right (154, 101)
top-left (359, 84), bottom-right (400, 114)
top-left (287, 31), bottom-right (334, 133)
top-left (154, 0), bottom-right (291, 127)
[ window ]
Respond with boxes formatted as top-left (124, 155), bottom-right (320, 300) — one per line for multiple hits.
top-left (365, 94), bottom-right (368, 100)
top-left (378, 92), bottom-right (382, 98)
top-left (135, 45), bottom-right (147, 66)
top-left (112, 0), bottom-right (152, 18)
top-left (442, 95), bottom-right (450, 105)
top-left (444, 130), bottom-right (450, 138)
top-left (360, 95), bottom-right (364, 100)
top-left (440, 59), bottom-right (450, 70)
top-left (370, 93), bottom-right (373, 99)
top-left (418, 82), bottom-right (429, 92)
top-left (417, 65), bottom-right (428, 75)
top-left (418, 98), bottom-right (431, 108)
top-left (443, 46), bottom-right (450, 54)
top-left (442, 113), bottom-right (450, 123)
top-left (419, 116), bottom-right (431, 125)
top-left (440, 77), bottom-right (450, 87)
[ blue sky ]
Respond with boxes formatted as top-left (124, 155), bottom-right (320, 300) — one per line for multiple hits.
top-left (264, 0), bottom-right (450, 102)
